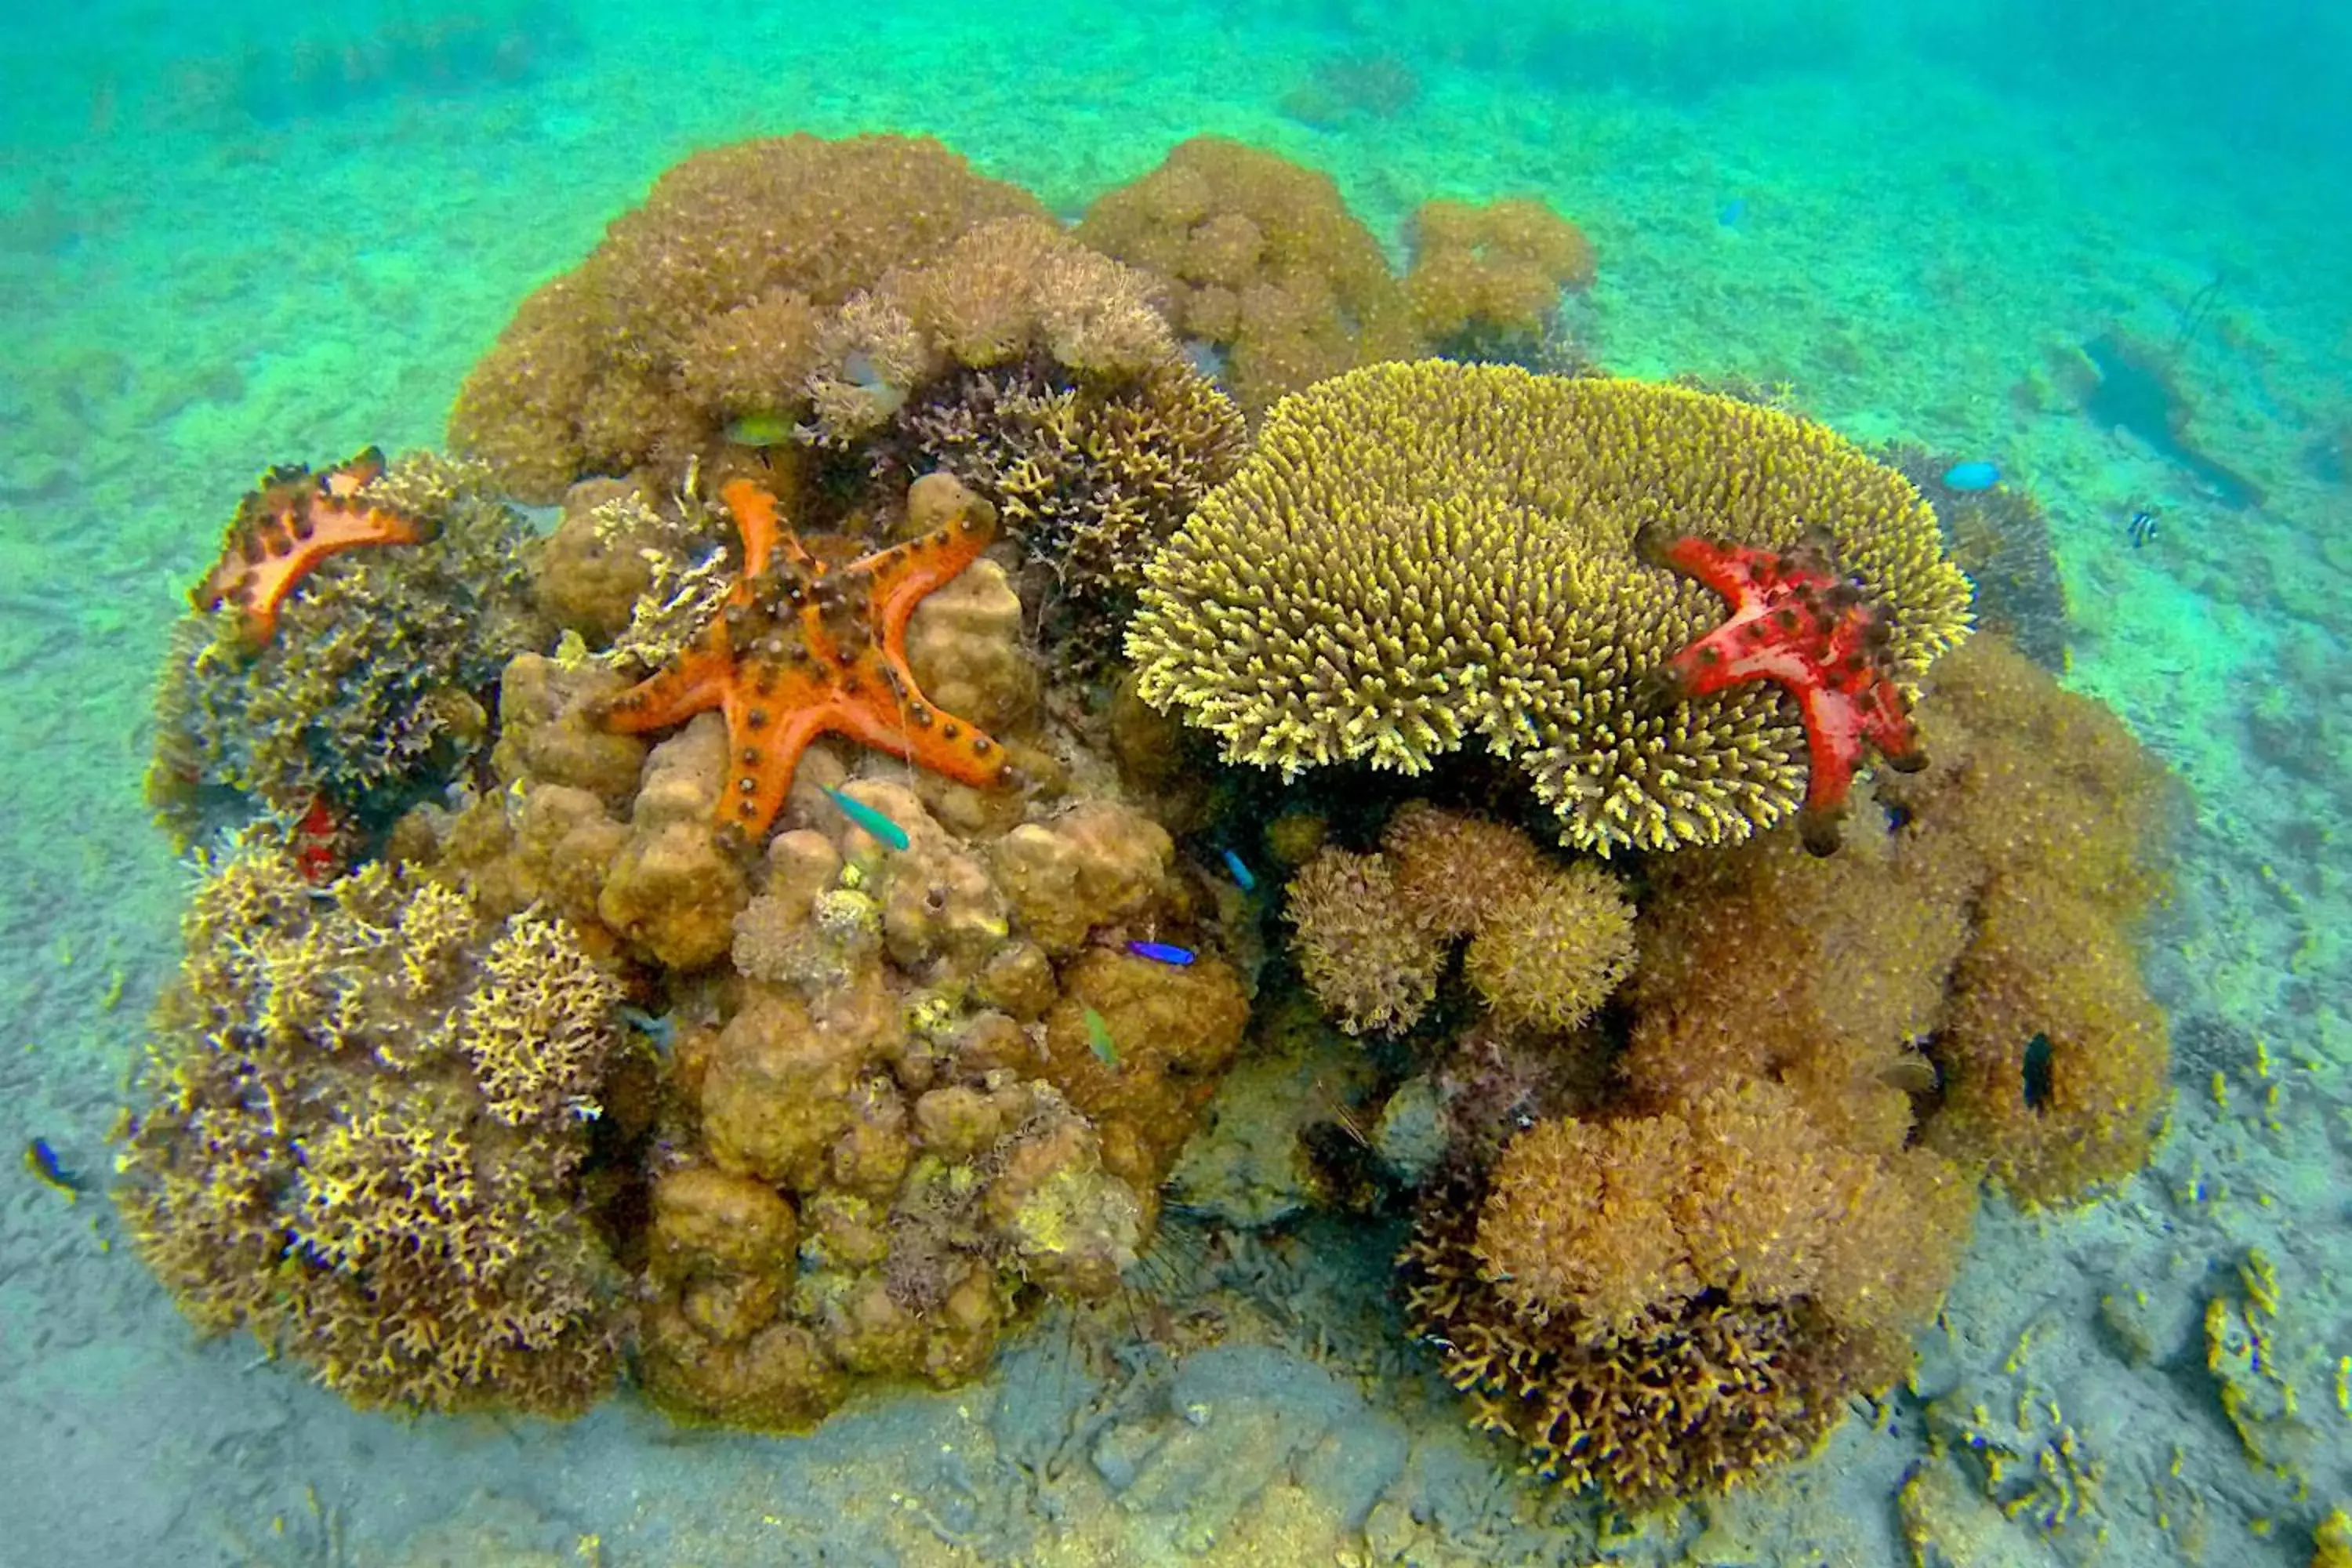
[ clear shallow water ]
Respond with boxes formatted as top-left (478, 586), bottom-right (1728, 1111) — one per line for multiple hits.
top-left (1, 3), bottom-right (2346, 1563)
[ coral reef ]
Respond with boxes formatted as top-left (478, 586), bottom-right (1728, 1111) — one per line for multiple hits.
top-left (114, 846), bottom-right (628, 1414)
top-left (149, 450), bottom-right (541, 851)
top-left (448, 132), bottom-right (1048, 502)
top-left (1129, 359), bottom-right (1972, 854)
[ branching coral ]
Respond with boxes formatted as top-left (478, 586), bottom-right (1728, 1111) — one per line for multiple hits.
top-left (150, 451), bottom-right (541, 848)
top-left (114, 846), bottom-right (626, 1414)
top-left (1127, 359), bottom-right (1972, 854)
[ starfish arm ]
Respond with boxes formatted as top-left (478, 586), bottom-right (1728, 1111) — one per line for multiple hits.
top-left (823, 662), bottom-right (1009, 789)
top-left (600, 633), bottom-right (732, 732)
top-left (717, 698), bottom-right (833, 837)
top-left (1793, 686), bottom-right (1864, 814)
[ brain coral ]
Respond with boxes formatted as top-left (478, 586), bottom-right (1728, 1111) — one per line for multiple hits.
top-left (114, 846), bottom-right (627, 1414)
top-left (1127, 358), bottom-right (1972, 854)
top-left (448, 132), bottom-right (1048, 502)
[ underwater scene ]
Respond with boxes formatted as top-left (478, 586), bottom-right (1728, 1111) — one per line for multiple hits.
top-left (2, 0), bottom-right (2347, 1563)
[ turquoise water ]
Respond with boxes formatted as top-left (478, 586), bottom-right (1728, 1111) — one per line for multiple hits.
top-left (2, 2), bottom-right (2347, 1563)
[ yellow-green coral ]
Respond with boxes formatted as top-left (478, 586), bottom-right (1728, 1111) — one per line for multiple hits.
top-left (1127, 359), bottom-right (1972, 854)
top-left (114, 846), bottom-right (626, 1415)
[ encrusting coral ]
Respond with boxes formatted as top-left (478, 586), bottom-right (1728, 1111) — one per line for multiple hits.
top-left (1130, 358), bottom-right (1972, 855)
top-left (114, 845), bottom-right (629, 1414)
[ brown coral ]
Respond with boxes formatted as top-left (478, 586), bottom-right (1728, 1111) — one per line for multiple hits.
top-left (1461, 860), bottom-right (1635, 1033)
top-left (448, 133), bottom-right (1048, 503)
top-left (1404, 197), bottom-right (1596, 354)
top-left (114, 848), bottom-right (626, 1415)
top-left (1076, 136), bottom-right (1422, 416)
top-left (1283, 847), bottom-right (1448, 1036)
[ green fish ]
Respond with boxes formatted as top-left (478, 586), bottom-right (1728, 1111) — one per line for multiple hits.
top-left (1082, 1007), bottom-right (1120, 1068)
top-left (823, 786), bottom-right (911, 851)
top-left (723, 410), bottom-right (797, 448)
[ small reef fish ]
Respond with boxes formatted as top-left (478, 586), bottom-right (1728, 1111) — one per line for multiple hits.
top-left (1126, 940), bottom-right (1196, 967)
top-left (1717, 196), bottom-right (1748, 229)
top-left (722, 411), bottom-right (797, 448)
top-left (1218, 848), bottom-right (1257, 892)
top-left (617, 1006), bottom-right (676, 1054)
top-left (1940, 459), bottom-right (2001, 492)
top-left (2021, 1033), bottom-right (2056, 1112)
top-left (1083, 1006), bottom-right (1120, 1067)
top-left (823, 786), bottom-right (911, 851)
top-left (24, 1138), bottom-right (81, 1202)
top-left (2128, 507), bottom-right (2160, 549)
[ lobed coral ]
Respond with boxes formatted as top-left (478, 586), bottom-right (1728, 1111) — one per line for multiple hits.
top-left (1282, 804), bottom-right (1634, 1037)
top-left (1076, 137), bottom-right (1424, 417)
top-left (448, 132), bottom-right (1048, 503)
top-left (114, 847), bottom-right (627, 1414)
top-left (1406, 1078), bottom-right (1971, 1503)
top-left (149, 451), bottom-right (541, 851)
top-left (1128, 359), bottom-right (1972, 855)
top-left (1403, 197), bottom-right (1595, 358)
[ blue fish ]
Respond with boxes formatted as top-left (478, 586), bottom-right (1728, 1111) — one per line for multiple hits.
top-left (1718, 196), bottom-right (1748, 229)
top-left (1941, 459), bottom-right (2001, 492)
top-left (1219, 848), bottom-right (1258, 892)
top-left (1127, 940), bottom-right (1196, 967)
top-left (823, 786), bottom-right (910, 851)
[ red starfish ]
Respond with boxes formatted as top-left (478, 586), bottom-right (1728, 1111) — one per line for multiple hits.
top-left (596, 472), bottom-right (1016, 840)
top-left (194, 447), bottom-right (433, 646)
top-left (1640, 528), bottom-right (1926, 855)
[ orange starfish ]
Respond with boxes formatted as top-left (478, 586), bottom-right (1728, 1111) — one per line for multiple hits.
top-left (194, 446), bottom-right (433, 646)
top-left (596, 471), bottom-right (1017, 840)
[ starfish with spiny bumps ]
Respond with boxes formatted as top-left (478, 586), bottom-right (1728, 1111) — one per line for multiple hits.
top-left (1639, 525), bottom-right (1927, 856)
top-left (194, 446), bottom-right (434, 646)
top-left (594, 470), bottom-right (1018, 840)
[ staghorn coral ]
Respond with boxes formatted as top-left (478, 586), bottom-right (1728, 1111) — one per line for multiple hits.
top-left (1403, 197), bottom-right (1595, 358)
top-left (114, 846), bottom-right (626, 1414)
top-left (1076, 136), bottom-right (1423, 417)
top-left (1127, 359), bottom-right (1972, 855)
top-left (448, 132), bottom-right (1047, 502)
top-left (150, 451), bottom-right (541, 848)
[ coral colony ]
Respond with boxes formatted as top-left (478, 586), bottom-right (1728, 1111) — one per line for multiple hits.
top-left (121, 132), bottom-right (2172, 1507)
